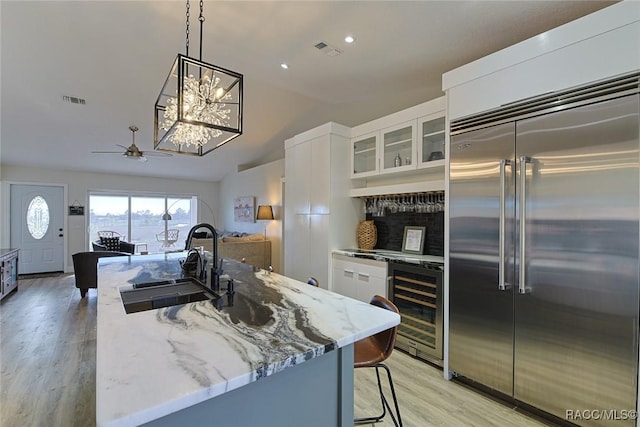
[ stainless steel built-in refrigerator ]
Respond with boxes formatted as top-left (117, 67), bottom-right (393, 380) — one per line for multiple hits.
top-left (449, 74), bottom-right (639, 427)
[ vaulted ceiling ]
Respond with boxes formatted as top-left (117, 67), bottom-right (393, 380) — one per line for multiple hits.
top-left (0, 1), bottom-right (615, 182)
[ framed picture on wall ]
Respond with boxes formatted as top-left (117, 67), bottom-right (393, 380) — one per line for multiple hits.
top-left (402, 226), bottom-right (426, 254)
top-left (234, 196), bottom-right (255, 223)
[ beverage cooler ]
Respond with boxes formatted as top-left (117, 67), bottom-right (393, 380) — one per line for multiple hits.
top-left (388, 260), bottom-right (443, 366)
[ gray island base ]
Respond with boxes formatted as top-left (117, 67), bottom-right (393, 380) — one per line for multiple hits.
top-left (96, 252), bottom-right (398, 427)
top-left (143, 345), bottom-right (353, 427)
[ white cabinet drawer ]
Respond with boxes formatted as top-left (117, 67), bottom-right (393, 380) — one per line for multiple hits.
top-left (332, 254), bottom-right (388, 301)
top-left (332, 254), bottom-right (387, 278)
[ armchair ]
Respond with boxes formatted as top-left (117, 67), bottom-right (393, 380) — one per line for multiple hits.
top-left (156, 229), bottom-right (180, 247)
top-left (72, 251), bottom-right (130, 297)
top-left (92, 239), bottom-right (135, 254)
top-left (97, 230), bottom-right (125, 240)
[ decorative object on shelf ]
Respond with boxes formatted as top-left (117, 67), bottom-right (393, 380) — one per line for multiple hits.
top-left (154, 0), bottom-right (243, 157)
top-left (394, 153), bottom-right (402, 167)
top-left (402, 226), bottom-right (425, 254)
top-left (428, 151), bottom-right (444, 161)
top-left (234, 196), bottom-right (255, 223)
top-left (357, 220), bottom-right (377, 250)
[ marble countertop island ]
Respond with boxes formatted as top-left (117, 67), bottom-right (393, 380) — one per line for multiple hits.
top-left (96, 252), bottom-right (399, 427)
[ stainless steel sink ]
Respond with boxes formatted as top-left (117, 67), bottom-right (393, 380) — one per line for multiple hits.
top-left (120, 278), bottom-right (219, 314)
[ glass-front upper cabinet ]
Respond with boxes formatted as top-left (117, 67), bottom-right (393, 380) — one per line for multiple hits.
top-left (380, 121), bottom-right (417, 174)
top-left (418, 114), bottom-right (445, 168)
top-left (351, 132), bottom-right (379, 178)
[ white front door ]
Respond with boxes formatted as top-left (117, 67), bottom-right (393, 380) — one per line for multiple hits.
top-left (10, 184), bottom-right (65, 274)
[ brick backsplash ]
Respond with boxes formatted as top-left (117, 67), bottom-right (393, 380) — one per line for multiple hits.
top-left (365, 211), bottom-right (444, 256)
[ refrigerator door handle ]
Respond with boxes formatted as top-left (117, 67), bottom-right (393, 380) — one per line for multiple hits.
top-left (519, 156), bottom-right (532, 294)
top-left (498, 159), bottom-right (512, 291)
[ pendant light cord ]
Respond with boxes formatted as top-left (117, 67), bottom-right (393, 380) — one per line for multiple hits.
top-left (185, 1), bottom-right (204, 63)
top-left (185, 0), bottom-right (190, 57)
top-left (199, 0), bottom-right (205, 62)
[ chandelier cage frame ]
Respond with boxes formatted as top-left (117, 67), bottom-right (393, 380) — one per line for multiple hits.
top-left (154, 1), bottom-right (243, 157)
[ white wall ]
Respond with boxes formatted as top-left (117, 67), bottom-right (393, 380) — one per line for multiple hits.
top-left (1, 165), bottom-right (219, 272)
top-left (219, 159), bottom-right (284, 273)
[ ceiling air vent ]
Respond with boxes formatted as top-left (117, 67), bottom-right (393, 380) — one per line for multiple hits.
top-left (314, 41), bottom-right (328, 50)
top-left (313, 40), bottom-right (343, 57)
top-left (62, 95), bottom-right (86, 105)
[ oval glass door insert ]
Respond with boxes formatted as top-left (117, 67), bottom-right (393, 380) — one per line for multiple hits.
top-left (26, 196), bottom-right (50, 239)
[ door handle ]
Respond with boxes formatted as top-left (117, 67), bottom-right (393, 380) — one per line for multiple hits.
top-left (519, 156), bottom-right (532, 294)
top-left (58, 234), bottom-right (64, 237)
top-left (498, 159), bottom-right (512, 291)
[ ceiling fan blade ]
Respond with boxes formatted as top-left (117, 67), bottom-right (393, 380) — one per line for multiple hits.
top-left (142, 151), bottom-right (173, 158)
top-left (93, 127), bottom-right (166, 162)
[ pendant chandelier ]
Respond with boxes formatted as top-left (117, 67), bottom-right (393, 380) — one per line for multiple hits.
top-left (154, 0), bottom-right (243, 156)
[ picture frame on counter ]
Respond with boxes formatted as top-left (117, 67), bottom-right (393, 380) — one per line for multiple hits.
top-left (402, 226), bottom-right (425, 254)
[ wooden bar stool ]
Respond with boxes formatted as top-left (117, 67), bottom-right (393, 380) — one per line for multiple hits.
top-left (354, 295), bottom-right (403, 427)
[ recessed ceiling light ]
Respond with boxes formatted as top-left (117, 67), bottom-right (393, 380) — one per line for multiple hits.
top-left (280, 63), bottom-right (289, 69)
top-left (344, 35), bottom-right (355, 44)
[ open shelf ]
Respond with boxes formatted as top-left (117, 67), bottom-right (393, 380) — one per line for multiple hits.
top-left (349, 179), bottom-right (444, 198)
top-left (384, 138), bottom-right (413, 148)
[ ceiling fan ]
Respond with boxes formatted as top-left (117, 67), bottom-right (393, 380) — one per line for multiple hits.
top-left (92, 125), bottom-right (172, 162)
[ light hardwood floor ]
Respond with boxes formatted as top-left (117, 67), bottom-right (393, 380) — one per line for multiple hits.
top-left (1, 275), bottom-right (556, 427)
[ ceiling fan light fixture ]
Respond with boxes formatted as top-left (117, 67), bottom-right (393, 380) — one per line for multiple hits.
top-left (92, 125), bottom-right (171, 161)
top-left (124, 126), bottom-right (147, 161)
top-left (154, 0), bottom-right (243, 157)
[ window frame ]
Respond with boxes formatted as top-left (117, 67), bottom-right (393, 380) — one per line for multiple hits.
top-left (88, 191), bottom-right (199, 253)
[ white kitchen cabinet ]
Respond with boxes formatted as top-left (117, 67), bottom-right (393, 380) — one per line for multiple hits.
top-left (332, 266), bottom-right (358, 300)
top-left (284, 123), bottom-right (361, 289)
top-left (350, 121), bottom-right (417, 179)
top-left (380, 120), bottom-right (417, 174)
top-left (286, 215), bottom-right (312, 283)
top-left (417, 113), bottom-right (446, 169)
top-left (351, 132), bottom-right (379, 178)
top-left (349, 97), bottom-right (445, 184)
top-left (442, 2), bottom-right (639, 121)
top-left (287, 141), bottom-right (312, 215)
top-left (287, 134), bottom-right (331, 215)
top-left (288, 215), bottom-right (331, 287)
top-left (332, 254), bottom-right (388, 303)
